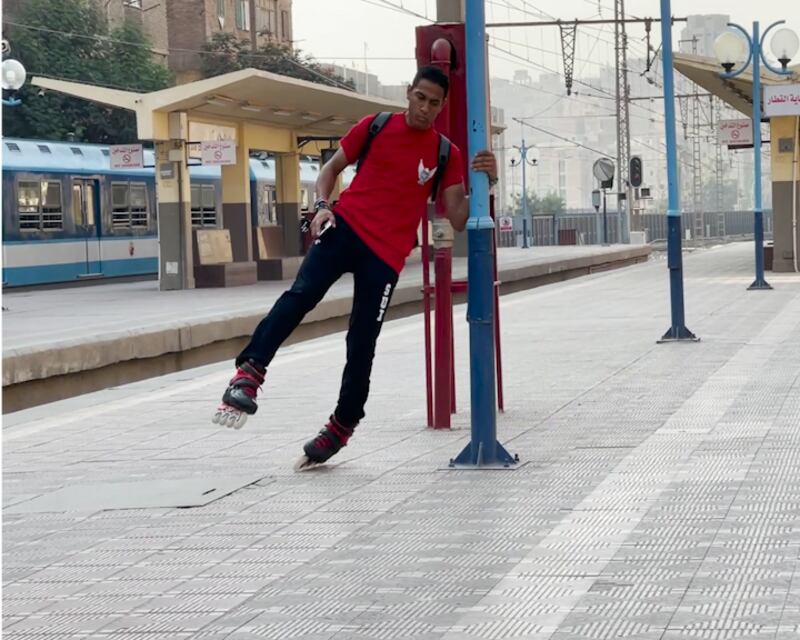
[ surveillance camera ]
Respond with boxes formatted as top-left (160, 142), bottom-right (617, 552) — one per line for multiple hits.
top-left (1, 39), bottom-right (9, 54)
top-left (38, 88), bottom-right (45, 97)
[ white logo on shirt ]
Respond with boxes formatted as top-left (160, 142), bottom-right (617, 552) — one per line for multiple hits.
top-left (418, 160), bottom-right (437, 186)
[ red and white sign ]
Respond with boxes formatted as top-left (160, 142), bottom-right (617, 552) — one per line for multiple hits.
top-left (201, 140), bottom-right (237, 166)
top-left (718, 119), bottom-right (753, 147)
top-left (498, 216), bottom-right (514, 232)
top-left (764, 84), bottom-right (800, 117)
top-left (109, 144), bottom-right (144, 170)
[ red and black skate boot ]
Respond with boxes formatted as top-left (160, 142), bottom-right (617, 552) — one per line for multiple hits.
top-left (294, 415), bottom-right (355, 471)
top-left (212, 359), bottom-right (265, 429)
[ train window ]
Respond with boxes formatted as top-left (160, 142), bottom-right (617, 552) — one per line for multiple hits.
top-left (5, 142), bottom-right (20, 152)
top-left (17, 180), bottom-right (63, 231)
top-left (112, 181), bottom-right (149, 228)
top-left (130, 184), bottom-right (148, 227)
top-left (71, 184), bottom-right (82, 226)
top-left (190, 184), bottom-right (217, 227)
top-left (37, 144), bottom-right (52, 154)
top-left (101, 149), bottom-right (110, 157)
top-left (70, 147), bottom-right (83, 156)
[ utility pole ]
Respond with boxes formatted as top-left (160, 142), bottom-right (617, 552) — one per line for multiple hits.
top-left (614, 0), bottom-right (632, 241)
top-left (249, 0), bottom-right (258, 52)
top-left (437, 0), bottom-right (463, 22)
top-left (690, 37), bottom-right (703, 240)
top-left (713, 96), bottom-right (726, 236)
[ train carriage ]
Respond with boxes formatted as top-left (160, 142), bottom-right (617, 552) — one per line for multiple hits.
top-left (2, 138), bottom-right (349, 288)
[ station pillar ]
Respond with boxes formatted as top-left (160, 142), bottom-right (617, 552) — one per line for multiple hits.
top-left (154, 111), bottom-right (194, 291)
top-left (220, 123), bottom-right (255, 264)
top-left (770, 116), bottom-right (800, 273)
top-left (275, 150), bottom-right (303, 258)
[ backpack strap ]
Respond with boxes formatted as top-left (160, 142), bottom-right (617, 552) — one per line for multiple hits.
top-left (356, 111), bottom-right (393, 172)
top-left (429, 134), bottom-right (452, 203)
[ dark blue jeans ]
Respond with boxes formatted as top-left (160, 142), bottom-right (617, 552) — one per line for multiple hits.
top-left (237, 216), bottom-right (399, 427)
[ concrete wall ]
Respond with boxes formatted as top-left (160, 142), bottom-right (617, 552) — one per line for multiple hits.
top-left (770, 116), bottom-right (800, 273)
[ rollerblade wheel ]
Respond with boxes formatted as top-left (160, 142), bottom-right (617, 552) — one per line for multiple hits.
top-left (294, 455), bottom-right (322, 472)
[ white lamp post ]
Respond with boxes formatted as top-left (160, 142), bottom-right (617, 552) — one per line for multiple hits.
top-left (713, 21), bottom-right (797, 290)
top-left (2, 48), bottom-right (27, 107)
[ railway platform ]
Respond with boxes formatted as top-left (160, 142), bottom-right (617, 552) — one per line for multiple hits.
top-left (3, 242), bottom-right (800, 639)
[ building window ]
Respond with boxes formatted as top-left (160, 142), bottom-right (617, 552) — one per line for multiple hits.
top-left (111, 182), bottom-right (149, 228)
top-left (235, 0), bottom-right (250, 30)
top-left (256, 0), bottom-right (268, 32)
top-left (191, 185), bottom-right (218, 228)
top-left (17, 180), bottom-right (63, 231)
top-left (280, 9), bottom-right (288, 40)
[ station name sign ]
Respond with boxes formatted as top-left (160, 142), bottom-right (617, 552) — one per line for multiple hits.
top-left (764, 84), bottom-right (800, 117)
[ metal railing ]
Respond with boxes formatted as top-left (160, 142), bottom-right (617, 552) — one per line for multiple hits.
top-left (496, 209), bottom-right (773, 247)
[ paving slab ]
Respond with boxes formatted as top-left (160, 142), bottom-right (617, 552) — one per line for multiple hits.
top-left (2, 245), bottom-right (650, 389)
top-left (3, 243), bottom-right (799, 640)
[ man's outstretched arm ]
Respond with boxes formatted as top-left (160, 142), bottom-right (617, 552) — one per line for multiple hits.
top-left (442, 150), bottom-right (498, 232)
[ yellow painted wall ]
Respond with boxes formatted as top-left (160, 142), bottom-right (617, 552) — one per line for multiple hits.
top-left (770, 116), bottom-right (800, 183)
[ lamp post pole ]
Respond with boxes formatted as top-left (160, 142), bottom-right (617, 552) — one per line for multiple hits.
top-left (450, 0), bottom-right (517, 469)
top-left (511, 139), bottom-right (537, 248)
top-left (657, 0), bottom-right (697, 343)
top-left (715, 20), bottom-right (797, 289)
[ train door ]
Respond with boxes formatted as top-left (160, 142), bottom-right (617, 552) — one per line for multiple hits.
top-left (71, 178), bottom-right (103, 277)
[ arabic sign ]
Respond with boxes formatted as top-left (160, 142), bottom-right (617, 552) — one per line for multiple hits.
top-left (718, 119), bottom-right (753, 146)
top-left (109, 144), bottom-right (144, 170)
top-left (201, 140), bottom-right (237, 166)
top-left (764, 84), bottom-right (800, 117)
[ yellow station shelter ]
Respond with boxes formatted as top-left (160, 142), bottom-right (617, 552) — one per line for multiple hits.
top-left (673, 53), bottom-right (800, 273)
top-left (33, 69), bottom-right (405, 289)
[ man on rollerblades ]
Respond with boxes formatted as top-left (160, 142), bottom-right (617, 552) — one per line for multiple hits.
top-left (213, 66), bottom-right (498, 469)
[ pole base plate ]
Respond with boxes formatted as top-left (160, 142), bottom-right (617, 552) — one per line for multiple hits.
top-left (449, 441), bottom-right (519, 469)
top-left (658, 326), bottom-right (700, 344)
top-left (747, 280), bottom-right (773, 291)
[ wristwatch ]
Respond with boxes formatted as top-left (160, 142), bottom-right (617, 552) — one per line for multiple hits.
top-left (488, 176), bottom-right (498, 187)
top-left (313, 198), bottom-right (331, 213)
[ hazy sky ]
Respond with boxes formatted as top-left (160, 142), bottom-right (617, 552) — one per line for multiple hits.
top-left (294, 0), bottom-right (800, 86)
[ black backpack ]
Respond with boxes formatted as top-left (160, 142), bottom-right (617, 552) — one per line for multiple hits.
top-left (356, 112), bottom-right (452, 203)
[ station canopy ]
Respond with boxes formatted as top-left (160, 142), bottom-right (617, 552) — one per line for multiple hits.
top-left (33, 67), bottom-right (505, 141)
top-left (672, 53), bottom-right (800, 118)
top-left (33, 68), bottom-right (406, 139)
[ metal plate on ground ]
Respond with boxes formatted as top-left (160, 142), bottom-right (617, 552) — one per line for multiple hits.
top-left (4, 474), bottom-right (266, 514)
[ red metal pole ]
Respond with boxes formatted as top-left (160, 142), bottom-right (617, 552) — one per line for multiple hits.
top-left (421, 219), bottom-right (434, 427)
top-left (490, 193), bottom-right (505, 412)
top-left (431, 37), bottom-right (454, 430)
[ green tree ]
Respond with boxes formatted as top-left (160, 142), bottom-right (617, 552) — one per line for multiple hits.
top-left (512, 190), bottom-right (565, 216)
top-left (200, 32), bottom-right (354, 90)
top-left (2, 0), bottom-right (172, 143)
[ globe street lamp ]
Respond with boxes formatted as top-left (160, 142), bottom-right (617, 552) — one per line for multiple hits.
top-left (510, 142), bottom-right (537, 249)
top-left (2, 41), bottom-right (27, 107)
top-left (714, 21), bottom-right (798, 290)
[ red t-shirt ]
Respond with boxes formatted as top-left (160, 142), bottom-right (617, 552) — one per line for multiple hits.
top-left (335, 113), bottom-right (464, 273)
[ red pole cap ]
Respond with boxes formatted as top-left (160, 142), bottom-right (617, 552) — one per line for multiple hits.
top-left (431, 38), bottom-right (453, 68)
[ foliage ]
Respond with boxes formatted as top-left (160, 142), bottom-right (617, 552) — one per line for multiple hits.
top-left (200, 32), bottom-right (354, 90)
top-left (511, 190), bottom-right (566, 216)
top-left (2, 0), bottom-right (172, 143)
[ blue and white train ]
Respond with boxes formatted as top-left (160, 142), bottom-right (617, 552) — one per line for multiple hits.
top-left (2, 138), bottom-right (352, 287)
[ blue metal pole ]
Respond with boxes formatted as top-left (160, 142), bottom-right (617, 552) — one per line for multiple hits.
top-left (451, 0), bottom-right (516, 469)
top-left (521, 140), bottom-right (530, 248)
top-left (749, 21), bottom-right (772, 290)
top-left (657, 0), bottom-right (698, 343)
